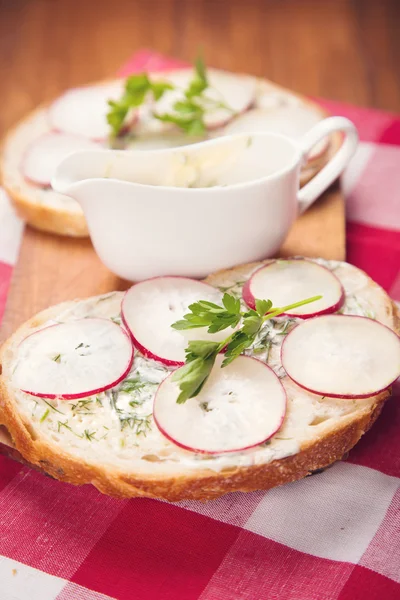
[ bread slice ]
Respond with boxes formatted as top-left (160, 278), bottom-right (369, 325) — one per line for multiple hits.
top-left (1, 71), bottom-right (338, 238)
top-left (0, 259), bottom-right (398, 501)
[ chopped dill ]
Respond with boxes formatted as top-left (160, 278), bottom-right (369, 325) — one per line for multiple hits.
top-left (83, 429), bottom-right (97, 441)
top-left (75, 342), bottom-right (90, 352)
top-left (71, 399), bottom-right (93, 412)
top-left (119, 378), bottom-right (147, 394)
top-left (108, 389), bottom-right (122, 414)
top-left (276, 320), bottom-right (295, 336)
top-left (216, 281), bottom-right (246, 296)
top-left (40, 409), bottom-right (50, 423)
top-left (129, 399), bottom-right (145, 408)
top-left (57, 420), bottom-right (81, 437)
top-left (52, 354), bottom-right (61, 363)
top-left (119, 414), bottom-right (152, 436)
top-left (252, 332), bottom-right (271, 356)
top-left (43, 399), bottom-right (63, 415)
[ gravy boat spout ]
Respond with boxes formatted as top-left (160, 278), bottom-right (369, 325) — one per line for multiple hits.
top-left (52, 118), bottom-right (358, 281)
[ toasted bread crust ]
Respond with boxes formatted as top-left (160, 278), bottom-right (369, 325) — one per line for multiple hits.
top-left (0, 380), bottom-right (388, 501)
top-left (0, 74), bottom-right (340, 238)
top-left (0, 261), bottom-right (398, 501)
top-left (3, 185), bottom-right (88, 237)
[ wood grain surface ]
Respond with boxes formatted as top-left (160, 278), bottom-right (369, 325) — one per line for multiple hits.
top-left (1, 0), bottom-right (399, 344)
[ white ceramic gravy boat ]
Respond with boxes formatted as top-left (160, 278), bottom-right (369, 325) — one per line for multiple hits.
top-left (53, 116), bottom-right (357, 281)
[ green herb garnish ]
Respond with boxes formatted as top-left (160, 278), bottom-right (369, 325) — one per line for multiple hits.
top-left (107, 55), bottom-right (233, 137)
top-left (52, 354), bottom-right (61, 363)
top-left (119, 414), bottom-right (152, 436)
top-left (57, 420), bottom-right (81, 438)
top-left (43, 399), bottom-right (64, 415)
top-left (71, 399), bottom-right (93, 412)
top-left (83, 429), bottom-right (97, 441)
top-left (107, 73), bottom-right (174, 136)
top-left (119, 378), bottom-right (147, 394)
top-left (171, 293), bottom-right (321, 404)
top-left (40, 409), bottom-right (50, 423)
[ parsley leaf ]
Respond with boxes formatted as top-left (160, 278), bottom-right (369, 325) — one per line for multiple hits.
top-left (106, 55), bottom-right (233, 138)
top-left (171, 292), bottom-right (322, 403)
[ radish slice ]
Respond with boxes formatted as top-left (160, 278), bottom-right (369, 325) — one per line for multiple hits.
top-left (154, 355), bottom-right (287, 453)
top-left (154, 70), bottom-right (256, 129)
top-left (223, 106), bottom-right (328, 160)
top-left (281, 315), bottom-right (400, 398)
top-left (122, 277), bottom-right (235, 366)
top-left (243, 260), bottom-right (344, 318)
top-left (12, 318), bottom-right (133, 399)
top-left (48, 82), bottom-right (124, 140)
top-left (21, 132), bottom-right (99, 187)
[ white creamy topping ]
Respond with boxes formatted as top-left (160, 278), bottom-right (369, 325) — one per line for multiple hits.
top-left (8, 260), bottom-right (393, 475)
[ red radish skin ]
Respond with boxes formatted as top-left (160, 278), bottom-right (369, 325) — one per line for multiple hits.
top-left (16, 318), bottom-right (134, 400)
top-left (153, 356), bottom-right (287, 454)
top-left (122, 276), bottom-right (232, 367)
top-left (280, 314), bottom-right (400, 399)
top-left (118, 112), bottom-right (140, 136)
top-left (121, 275), bottom-right (206, 367)
top-left (22, 361), bottom-right (132, 401)
top-left (243, 260), bottom-right (345, 319)
top-left (20, 132), bottom-right (99, 188)
top-left (153, 410), bottom-right (286, 455)
top-left (121, 310), bottom-right (183, 368)
top-left (154, 70), bottom-right (256, 131)
top-left (205, 96), bottom-right (255, 131)
top-left (48, 83), bottom-right (124, 142)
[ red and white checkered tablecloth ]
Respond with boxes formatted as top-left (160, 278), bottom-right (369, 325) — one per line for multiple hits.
top-left (0, 50), bottom-right (399, 600)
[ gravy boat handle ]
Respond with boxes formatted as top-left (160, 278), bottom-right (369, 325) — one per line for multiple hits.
top-left (297, 116), bottom-right (358, 214)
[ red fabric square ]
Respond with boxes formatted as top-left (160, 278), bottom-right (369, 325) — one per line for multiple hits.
top-left (315, 99), bottom-right (396, 145)
top-left (346, 223), bottom-right (400, 293)
top-left (71, 498), bottom-right (241, 600)
top-left (348, 383), bottom-right (400, 477)
top-left (338, 565), bottom-right (400, 600)
top-left (0, 455), bottom-right (24, 493)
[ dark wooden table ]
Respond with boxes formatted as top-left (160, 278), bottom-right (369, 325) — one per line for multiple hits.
top-left (1, 0), bottom-right (400, 144)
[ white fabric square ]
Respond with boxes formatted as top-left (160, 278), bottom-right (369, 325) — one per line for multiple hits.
top-left (244, 462), bottom-right (399, 562)
top-left (0, 556), bottom-right (66, 600)
top-left (360, 487), bottom-right (400, 582)
top-left (342, 142), bottom-right (400, 230)
top-left (57, 581), bottom-right (116, 600)
top-left (341, 141), bottom-right (375, 198)
top-left (0, 188), bottom-right (24, 266)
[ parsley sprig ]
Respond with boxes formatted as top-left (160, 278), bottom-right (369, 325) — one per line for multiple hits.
top-left (171, 293), bottom-right (321, 404)
top-left (107, 74), bottom-right (174, 136)
top-left (107, 56), bottom-right (233, 137)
